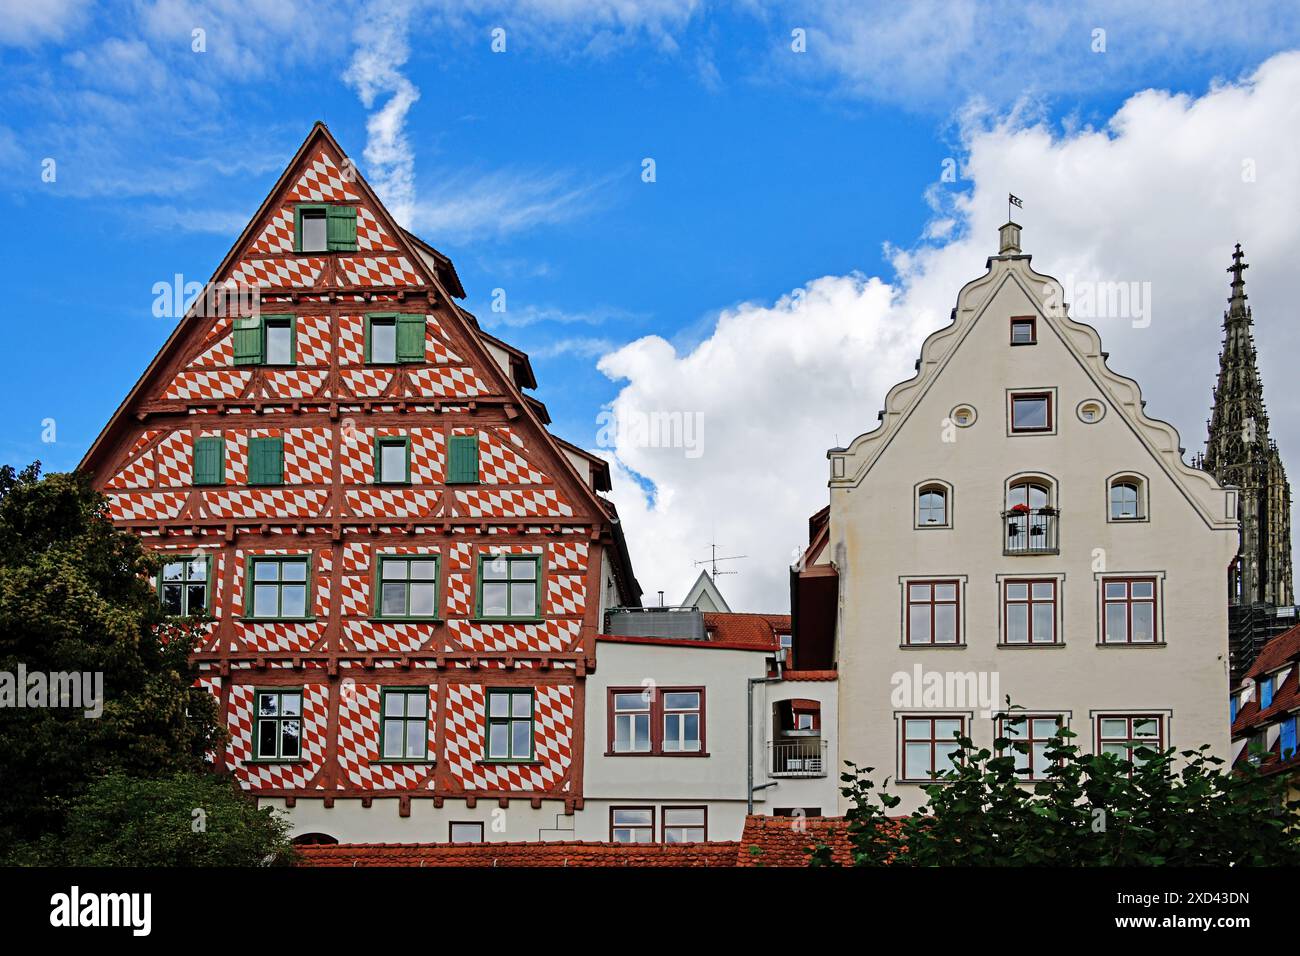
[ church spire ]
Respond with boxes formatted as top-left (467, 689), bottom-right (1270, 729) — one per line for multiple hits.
top-left (1201, 243), bottom-right (1292, 621)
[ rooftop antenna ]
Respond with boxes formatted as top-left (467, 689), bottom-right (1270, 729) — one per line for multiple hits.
top-left (693, 540), bottom-right (747, 579)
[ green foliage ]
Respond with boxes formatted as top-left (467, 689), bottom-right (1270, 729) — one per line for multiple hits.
top-left (830, 704), bottom-right (1300, 866)
top-left (19, 771), bottom-right (295, 866)
top-left (0, 463), bottom-right (269, 863)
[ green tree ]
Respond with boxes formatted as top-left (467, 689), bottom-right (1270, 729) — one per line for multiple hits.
top-left (0, 463), bottom-right (288, 865)
top-left (19, 772), bottom-right (295, 866)
top-left (824, 705), bottom-right (1300, 866)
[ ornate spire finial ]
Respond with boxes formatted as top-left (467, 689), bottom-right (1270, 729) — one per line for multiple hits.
top-left (1228, 242), bottom-right (1249, 311)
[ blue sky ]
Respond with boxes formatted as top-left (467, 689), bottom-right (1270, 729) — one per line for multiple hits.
top-left (5, 1), bottom-right (1300, 605)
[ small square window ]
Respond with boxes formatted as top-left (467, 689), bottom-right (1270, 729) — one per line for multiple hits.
top-left (449, 822), bottom-right (483, 844)
top-left (300, 209), bottom-right (327, 252)
top-left (1010, 318), bottom-right (1036, 345)
top-left (1011, 393), bottom-right (1051, 432)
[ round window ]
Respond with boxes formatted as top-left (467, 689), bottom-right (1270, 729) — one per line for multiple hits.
top-left (1077, 401), bottom-right (1104, 423)
top-left (949, 404), bottom-right (977, 428)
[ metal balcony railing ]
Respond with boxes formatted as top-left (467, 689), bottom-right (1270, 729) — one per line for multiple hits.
top-left (1003, 508), bottom-right (1059, 555)
top-left (769, 738), bottom-right (827, 778)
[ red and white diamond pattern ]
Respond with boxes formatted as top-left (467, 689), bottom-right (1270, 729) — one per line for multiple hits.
top-left (234, 621), bottom-right (326, 653)
top-left (189, 320), bottom-right (234, 368)
top-left (108, 491), bottom-right (187, 521)
top-left (410, 429), bottom-right (445, 484)
top-left (548, 540), bottom-right (588, 572)
top-left (226, 431), bottom-right (248, 484)
top-left (337, 255), bottom-right (422, 287)
top-left (265, 369), bottom-right (327, 399)
top-left (446, 573), bottom-right (473, 616)
top-left (314, 549), bottom-right (332, 617)
top-left (286, 152), bottom-right (361, 202)
top-left (546, 575), bottom-right (586, 616)
top-left (455, 488), bottom-right (574, 518)
top-left (355, 206), bottom-right (398, 251)
top-left (231, 547), bottom-right (313, 611)
top-left (449, 541), bottom-right (473, 572)
top-left (105, 432), bottom-right (158, 489)
top-left (338, 315), bottom-right (365, 365)
top-left (339, 575), bottom-right (369, 616)
top-left (298, 314), bottom-right (333, 366)
top-left (284, 427), bottom-right (333, 484)
top-left (154, 431), bottom-right (193, 487)
top-left (249, 207), bottom-right (295, 254)
top-left (344, 488), bottom-right (440, 518)
top-left (342, 368), bottom-right (393, 398)
top-left (226, 683), bottom-right (330, 790)
top-left (342, 541), bottom-right (370, 572)
top-left (337, 683), bottom-right (437, 789)
top-left (450, 619), bottom-right (580, 654)
top-left (164, 369), bottom-right (251, 401)
top-left (203, 488), bottom-right (329, 519)
top-left (407, 366), bottom-right (485, 398)
top-left (342, 621), bottom-right (431, 654)
top-left (224, 257), bottom-right (325, 289)
top-left (479, 428), bottom-right (548, 485)
top-left (339, 431), bottom-right (374, 484)
top-left (443, 683), bottom-right (573, 792)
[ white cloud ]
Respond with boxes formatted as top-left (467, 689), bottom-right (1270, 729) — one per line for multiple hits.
top-left (600, 49), bottom-right (1300, 612)
top-left (0, 0), bottom-right (91, 46)
top-left (344, 0), bottom-right (420, 225)
top-left (408, 167), bottom-right (613, 242)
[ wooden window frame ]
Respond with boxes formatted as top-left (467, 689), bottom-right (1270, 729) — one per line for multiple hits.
top-left (661, 805), bottom-right (708, 844)
top-left (1001, 578), bottom-right (1059, 646)
top-left (483, 687), bottom-right (535, 764)
top-left (251, 687), bottom-right (305, 763)
top-left (606, 686), bottom-right (708, 756)
top-left (247, 435), bottom-right (285, 487)
top-left (245, 554), bottom-right (313, 621)
top-left (373, 554), bottom-right (440, 621)
top-left (1100, 576), bottom-right (1159, 645)
top-left (903, 579), bottom-right (962, 646)
top-left (293, 203), bottom-right (357, 253)
top-left (158, 553), bottom-right (212, 617)
top-left (1096, 713), bottom-right (1165, 775)
top-left (1009, 316), bottom-right (1037, 345)
top-left (377, 687), bottom-right (432, 762)
top-left (374, 435), bottom-right (411, 485)
top-left (1010, 390), bottom-right (1053, 433)
top-left (898, 714), bottom-right (968, 782)
top-left (996, 712), bottom-right (1066, 780)
top-left (474, 554), bottom-right (542, 622)
top-left (609, 806), bottom-right (655, 843)
top-left (449, 822), bottom-right (484, 844)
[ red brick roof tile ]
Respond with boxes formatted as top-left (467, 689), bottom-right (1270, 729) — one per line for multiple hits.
top-left (297, 840), bottom-right (740, 867)
top-left (735, 815), bottom-right (855, 867)
top-left (702, 612), bottom-right (789, 650)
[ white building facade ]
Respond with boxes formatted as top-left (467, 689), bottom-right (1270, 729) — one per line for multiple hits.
top-left (823, 223), bottom-right (1238, 813)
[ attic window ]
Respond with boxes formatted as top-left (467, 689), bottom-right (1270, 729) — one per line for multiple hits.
top-left (1010, 317), bottom-right (1036, 345)
top-left (300, 208), bottom-right (327, 252)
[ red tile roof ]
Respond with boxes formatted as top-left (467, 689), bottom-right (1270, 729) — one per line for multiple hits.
top-left (296, 815), bottom-right (861, 868)
top-left (1244, 621), bottom-right (1300, 681)
top-left (736, 815), bottom-right (855, 867)
top-left (702, 612), bottom-right (789, 650)
top-left (1233, 623), bottom-right (1300, 738)
top-left (297, 840), bottom-right (740, 868)
top-left (781, 669), bottom-right (837, 681)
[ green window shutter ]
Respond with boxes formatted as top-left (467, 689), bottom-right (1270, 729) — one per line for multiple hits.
top-left (193, 436), bottom-right (225, 486)
top-left (327, 206), bottom-right (357, 251)
top-left (249, 437), bottom-right (284, 486)
top-left (232, 316), bottom-right (263, 366)
top-left (396, 314), bottom-right (425, 362)
top-left (447, 435), bottom-right (479, 485)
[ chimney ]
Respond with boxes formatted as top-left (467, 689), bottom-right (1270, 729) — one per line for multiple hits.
top-left (999, 221), bottom-right (1022, 255)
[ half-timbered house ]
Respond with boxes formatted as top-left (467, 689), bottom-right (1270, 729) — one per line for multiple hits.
top-left (80, 123), bottom-right (641, 843)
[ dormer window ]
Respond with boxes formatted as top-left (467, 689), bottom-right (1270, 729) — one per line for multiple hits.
top-left (1010, 317), bottom-right (1036, 345)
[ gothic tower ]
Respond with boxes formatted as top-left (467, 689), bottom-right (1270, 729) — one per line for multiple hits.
top-left (1201, 244), bottom-right (1293, 674)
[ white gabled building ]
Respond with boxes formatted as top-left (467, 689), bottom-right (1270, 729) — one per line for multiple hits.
top-left (806, 221), bottom-right (1238, 814)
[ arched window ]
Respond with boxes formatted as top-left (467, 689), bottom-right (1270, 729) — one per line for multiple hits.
top-left (292, 832), bottom-right (339, 846)
top-left (917, 485), bottom-right (948, 526)
top-left (1109, 478), bottom-right (1143, 520)
top-left (1005, 478), bottom-right (1057, 554)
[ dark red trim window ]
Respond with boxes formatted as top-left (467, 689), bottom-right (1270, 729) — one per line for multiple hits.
top-left (905, 580), bottom-right (960, 645)
top-left (901, 716), bottom-right (966, 780)
top-left (998, 714), bottom-right (1064, 780)
top-left (1010, 392), bottom-right (1052, 432)
top-left (610, 806), bottom-right (654, 843)
top-left (1097, 714), bottom-right (1164, 773)
top-left (1102, 578), bottom-right (1157, 644)
top-left (1003, 579), bottom-right (1058, 644)
top-left (607, 687), bottom-right (705, 755)
top-left (662, 806), bottom-right (707, 843)
top-left (1010, 316), bottom-right (1037, 345)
